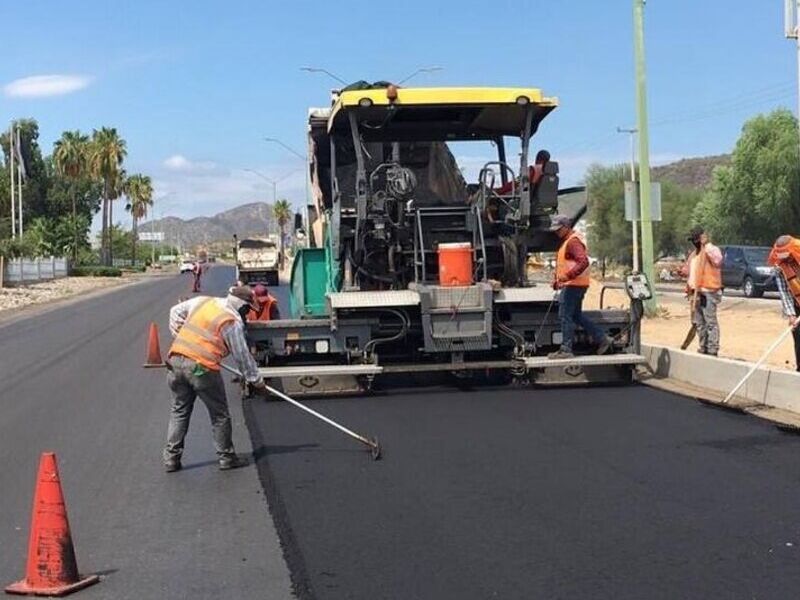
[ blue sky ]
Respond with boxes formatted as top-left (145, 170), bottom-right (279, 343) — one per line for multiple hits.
top-left (1, 0), bottom-right (796, 224)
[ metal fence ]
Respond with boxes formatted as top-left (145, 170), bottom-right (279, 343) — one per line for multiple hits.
top-left (0, 256), bottom-right (69, 286)
top-left (112, 258), bottom-right (145, 268)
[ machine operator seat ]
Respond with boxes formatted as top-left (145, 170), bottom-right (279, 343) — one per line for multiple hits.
top-left (532, 161), bottom-right (559, 210)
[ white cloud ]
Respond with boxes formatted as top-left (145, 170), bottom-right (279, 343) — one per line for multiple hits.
top-left (163, 154), bottom-right (218, 173)
top-left (4, 74), bottom-right (93, 98)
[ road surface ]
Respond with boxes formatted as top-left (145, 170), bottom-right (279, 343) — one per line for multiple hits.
top-left (0, 266), bottom-right (293, 599)
top-left (247, 383), bottom-right (800, 599)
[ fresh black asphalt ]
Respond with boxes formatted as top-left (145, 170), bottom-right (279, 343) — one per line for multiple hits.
top-left (0, 266), bottom-right (293, 599)
top-left (246, 382), bottom-right (800, 599)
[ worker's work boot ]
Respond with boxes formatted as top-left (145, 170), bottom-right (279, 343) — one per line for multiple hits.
top-left (596, 336), bottom-right (614, 356)
top-left (548, 349), bottom-right (574, 360)
top-left (164, 458), bottom-right (182, 473)
top-left (219, 454), bottom-right (250, 471)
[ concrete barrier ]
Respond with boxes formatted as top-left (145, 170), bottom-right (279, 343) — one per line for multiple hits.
top-left (641, 343), bottom-right (800, 414)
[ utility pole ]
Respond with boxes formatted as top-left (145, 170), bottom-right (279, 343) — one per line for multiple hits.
top-left (16, 127), bottom-right (23, 238)
top-left (617, 126), bottom-right (639, 272)
top-left (9, 124), bottom-right (15, 239)
top-left (633, 0), bottom-right (657, 310)
top-left (785, 0), bottom-right (800, 160)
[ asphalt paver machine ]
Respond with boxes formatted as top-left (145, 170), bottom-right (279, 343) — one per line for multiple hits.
top-left (247, 85), bottom-right (650, 396)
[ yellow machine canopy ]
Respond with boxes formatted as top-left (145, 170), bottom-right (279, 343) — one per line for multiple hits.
top-left (328, 86), bottom-right (558, 141)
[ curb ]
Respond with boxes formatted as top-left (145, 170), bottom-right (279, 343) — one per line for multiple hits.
top-left (639, 343), bottom-right (800, 429)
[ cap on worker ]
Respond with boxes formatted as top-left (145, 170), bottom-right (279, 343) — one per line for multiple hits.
top-left (253, 284), bottom-right (268, 296)
top-left (227, 285), bottom-right (258, 309)
top-left (550, 214), bottom-right (572, 230)
top-left (687, 225), bottom-right (705, 242)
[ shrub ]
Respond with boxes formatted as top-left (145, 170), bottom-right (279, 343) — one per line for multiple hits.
top-left (71, 266), bottom-right (123, 277)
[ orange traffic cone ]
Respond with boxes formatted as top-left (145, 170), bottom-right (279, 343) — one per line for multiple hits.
top-left (142, 322), bottom-right (165, 368)
top-left (5, 453), bottom-right (99, 596)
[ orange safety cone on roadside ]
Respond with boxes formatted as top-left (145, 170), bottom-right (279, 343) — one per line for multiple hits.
top-left (143, 322), bottom-right (165, 368)
top-left (5, 452), bottom-right (99, 597)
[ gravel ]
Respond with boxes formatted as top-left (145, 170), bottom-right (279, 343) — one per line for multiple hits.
top-left (0, 277), bottom-right (127, 313)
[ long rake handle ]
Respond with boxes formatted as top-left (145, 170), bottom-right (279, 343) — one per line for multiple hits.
top-left (723, 326), bottom-right (796, 404)
top-left (219, 363), bottom-right (377, 449)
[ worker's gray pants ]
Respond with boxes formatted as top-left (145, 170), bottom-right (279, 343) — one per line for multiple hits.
top-left (163, 355), bottom-right (235, 463)
top-left (693, 290), bottom-right (722, 354)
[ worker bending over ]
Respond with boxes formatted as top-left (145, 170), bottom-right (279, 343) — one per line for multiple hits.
top-left (769, 235), bottom-right (800, 371)
top-left (249, 284), bottom-right (281, 321)
top-left (163, 286), bottom-right (267, 473)
top-left (683, 226), bottom-right (723, 356)
top-left (548, 214), bottom-right (613, 359)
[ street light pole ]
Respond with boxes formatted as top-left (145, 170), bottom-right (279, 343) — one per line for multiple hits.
top-left (633, 0), bottom-right (657, 311)
top-left (299, 67), bottom-right (348, 86)
top-left (396, 66), bottom-right (444, 85)
top-left (617, 126), bottom-right (639, 272)
top-left (263, 136), bottom-right (310, 234)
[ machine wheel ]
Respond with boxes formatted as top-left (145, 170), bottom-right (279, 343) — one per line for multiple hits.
top-left (743, 276), bottom-right (762, 298)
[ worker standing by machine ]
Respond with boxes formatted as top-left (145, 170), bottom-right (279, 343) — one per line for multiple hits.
top-left (769, 235), bottom-right (800, 371)
top-left (249, 284), bottom-right (281, 321)
top-left (683, 226), bottom-right (724, 356)
top-left (163, 286), bottom-right (266, 472)
top-left (548, 214), bottom-right (613, 359)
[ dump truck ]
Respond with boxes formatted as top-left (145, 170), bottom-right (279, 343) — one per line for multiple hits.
top-left (236, 237), bottom-right (280, 286)
top-left (246, 85), bottom-right (651, 396)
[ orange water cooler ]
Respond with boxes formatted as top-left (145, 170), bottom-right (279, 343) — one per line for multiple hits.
top-left (438, 242), bottom-right (474, 287)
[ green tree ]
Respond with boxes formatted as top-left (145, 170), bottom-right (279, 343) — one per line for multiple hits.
top-left (53, 130), bottom-right (90, 261)
top-left (586, 164), bottom-right (704, 266)
top-left (273, 199), bottom-right (293, 267)
top-left (124, 174), bottom-right (153, 262)
top-left (89, 128), bottom-right (127, 265)
top-left (692, 109), bottom-right (800, 245)
top-left (0, 119), bottom-right (49, 235)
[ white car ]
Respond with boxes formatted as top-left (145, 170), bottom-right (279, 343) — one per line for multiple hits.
top-left (179, 261), bottom-right (195, 274)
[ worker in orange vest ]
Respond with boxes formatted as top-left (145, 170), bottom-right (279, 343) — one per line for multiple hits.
top-left (548, 214), bottom-right (613, 359)
top-left (683, 226), bottom-right (723, 356)
top-left (249, 284), bottom-right (281, 321)
top-left (164, 286), bottom-right (267, 473)
top-left (769, 234), bottom-right (800, 371)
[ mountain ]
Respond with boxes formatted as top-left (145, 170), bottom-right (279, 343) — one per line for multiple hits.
top-left (652, 154), bottom-right (730, 190)
top-left (139, 202), bottom-right (276, 248)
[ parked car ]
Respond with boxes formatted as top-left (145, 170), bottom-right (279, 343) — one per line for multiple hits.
top-left (720, 245), bottom-right (776, 297)
top-left (179, 260), bottom-right (195, 274)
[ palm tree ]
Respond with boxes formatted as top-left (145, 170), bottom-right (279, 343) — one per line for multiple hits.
top-left (53, 130), bottom-right (89, 262)
top-left (89, 128), bottom-right (127, 265)
top-left (124, 174), bottom-right (153, 263)
top-left (273, 199), bottom-right (293, 269)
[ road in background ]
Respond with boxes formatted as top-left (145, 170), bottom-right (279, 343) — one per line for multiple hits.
top-left (0, 266), bottom-right (292, 600)
top-left (247, 384), bottom-right (800, 599)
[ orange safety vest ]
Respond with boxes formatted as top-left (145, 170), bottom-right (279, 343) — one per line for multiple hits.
top-left (686, 246), bottom-right (722, 291)
top-left (249, 294), bottom-right (278, 322)
top-left (556, 233), bottom-right (591, 287)
top-left (769, 235), bottom-right (800, 302)
top-left (169, 298), bottom-right (236, 370)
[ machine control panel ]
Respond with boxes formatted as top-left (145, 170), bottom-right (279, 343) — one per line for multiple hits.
top-left (624, 273), bottom-right (653, 301)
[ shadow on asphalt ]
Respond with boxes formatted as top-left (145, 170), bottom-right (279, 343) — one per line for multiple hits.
top-left (253, 443), bottom-right (320, 458)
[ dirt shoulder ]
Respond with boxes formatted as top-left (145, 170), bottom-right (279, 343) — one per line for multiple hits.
top-left (584, 281), bottom-right (797, 371)
top-left (0, 271), bottom-right (172, 322)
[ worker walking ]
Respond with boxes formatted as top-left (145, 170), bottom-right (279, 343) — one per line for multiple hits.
top-left (683, 226), bottom-right (723, 356)
top-left (163, 286), bottom-right (267, 472)
top-left (548, 214), bottom-right (613, 359)
top-left (248, 284), bottom-right (281, 322)
top-left (191, 262), bottom-right (202, 293)
top-left (769, 235), bottom-right (800, 371)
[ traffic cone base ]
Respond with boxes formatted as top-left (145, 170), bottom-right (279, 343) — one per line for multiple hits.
top-left (143, 321), bottom-right (165, 368)
top-left (5, 573), bottom-right (100, 597)
top-left (5, 453), bottom-right (99, 596)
